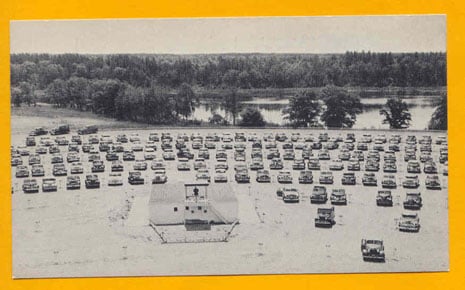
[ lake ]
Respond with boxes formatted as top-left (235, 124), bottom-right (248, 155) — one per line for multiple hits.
top-left (192, 96), bottom-right (439, 130)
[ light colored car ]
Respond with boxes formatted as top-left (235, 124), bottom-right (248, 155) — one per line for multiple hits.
top-left (108, 173), bottom-right (123, 186)
top-left (398, 212), bottom-right (420, 232)
top-left (70, 162), bottom-right (84, 174)
top-left (277, 171), bottom-right (293, 184)
top-left (196, 168), bottom-right (211, 183)
top-left (282, 188), bottom-right (300, 203)
top-left (177, 158), bottom-right (191, 171)
top-left (152, 170), bottom-right (168, 184)
top-left (132, 159), bottom-right (147, 171)
top-left (329, 159), bottom-right (344, 170)
top-left (214, 169), bottom-right (228, 183)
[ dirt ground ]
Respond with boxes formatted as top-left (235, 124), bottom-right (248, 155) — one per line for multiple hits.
top-left (11, 112), bottom-right (449, 278)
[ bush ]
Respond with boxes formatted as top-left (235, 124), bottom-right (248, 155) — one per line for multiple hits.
top-left (239, 107), bottom-right (266, 127)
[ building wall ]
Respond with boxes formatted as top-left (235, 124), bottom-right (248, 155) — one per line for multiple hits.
top-left (148, 183), bottom-right (239, 226)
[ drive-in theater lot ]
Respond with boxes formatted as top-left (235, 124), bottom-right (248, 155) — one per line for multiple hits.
top-left (11, 120), bottom-right (448, 277)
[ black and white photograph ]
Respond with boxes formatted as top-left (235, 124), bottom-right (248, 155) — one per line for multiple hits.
top-left (10, 15), bottom-right (448, 278)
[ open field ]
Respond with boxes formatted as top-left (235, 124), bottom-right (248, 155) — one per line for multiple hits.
top-left (11, 111), bottom-right (448, 278)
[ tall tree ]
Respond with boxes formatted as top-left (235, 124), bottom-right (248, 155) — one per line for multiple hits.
top-left (379, 97), bottom-right (412, 129)
top-left (223, 88), bottom-right (242, 126)
top-left (46, 79), bottom-right (68, 108)
top-left (176, 83), bottom-right (197, 120)
top-left (428, 94), bottom-right (447, 130)
top-left (282, 90), bottom-right (321, 127)
top-left (239, 107), bottom-right (266, 127)
top-left (11, 87), bottom-right (22, 107)
top-left (320, 86), bottom-right (363, 128)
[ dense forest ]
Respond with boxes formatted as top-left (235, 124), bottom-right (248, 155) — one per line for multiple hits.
top-left (11, 52), bottom-right (446, 90)
top-left (10, 52), bottom-right (447, 126)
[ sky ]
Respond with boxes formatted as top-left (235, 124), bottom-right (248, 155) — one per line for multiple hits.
top-left (10, 15), bottom-right (446, 54)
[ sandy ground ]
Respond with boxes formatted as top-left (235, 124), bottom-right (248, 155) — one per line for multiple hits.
top-left (11, 114), bottom-right (449, 278)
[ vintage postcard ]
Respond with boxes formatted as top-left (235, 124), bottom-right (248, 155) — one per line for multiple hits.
top-left (10, 15), bottom-right (448, 278)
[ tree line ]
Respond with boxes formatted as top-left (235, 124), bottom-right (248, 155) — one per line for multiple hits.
top-left (281, 87), bottom-right (447, 130)
top-left (11, 51), bottom-right (446, 92)
top-left (10, 52), bottom-right (446, 129)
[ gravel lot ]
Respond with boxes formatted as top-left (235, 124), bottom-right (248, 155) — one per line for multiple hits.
top-left (11, 117), bottom-right (449, 278)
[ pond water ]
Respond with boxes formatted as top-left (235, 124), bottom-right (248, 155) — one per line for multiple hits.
top-left (192, 96), bottom-right (439, 130)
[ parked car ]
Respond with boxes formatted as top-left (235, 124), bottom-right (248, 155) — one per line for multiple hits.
top-left (282, 188), bottom-right (300, 203)
top-left (123, 150), bottom-right (135, 161)
top-left (11, 154), bottom-right (23, 167)
top-left (116, 134), bottom-right (129, 143)
top-left (28, 154), bottom-right (41, 165)
top-left (310, 186), bottom-right (328, 204)
top-left (151, 159), bottom-right (165, 171)
top-left (108, 173), bottom-right (123, 186)
top-left (308, 158), bottom-right (321, 170)
top-left (83, 174), bottom-right (100, 189)
top-left (31, 164), bottom-right (45, 177)
top-left (277, 171), bottom-right (293, 184)
top-left (403, 192), bottom-right (422, 210)
top-left (106, 151), bottom-right (119, 161)
top-left (50, 124), bottom-right (70, 135)
top-left (270, 158), bottom-right (284, 170)
top-left (16, 165), bottom-right (30, 178)
top-left (29, 127), bottom-right (48, 136)
top-left (318, 150), bottom-right (331, 160)
top-left (152, 170), bottom-right (168, 184)
top-left (381, 175), bottom-right (397, 189)
top-left (70, 162), bottom-right (84, 174)
top-left (383, 161), bottom-right (397, 173)
top-left (424, 161), bottom-right (438, 174)
top-left (55, 136), bottom-right (69, 146)
top-left (22, 178), bottom-right (39, 193)
top-left (78, 125), bottom-right (98, 135)
top-left (329, 159), bottom-right (344, 171)
top-left (26, 136), bottom-right (36, 146)
top-left (128, 171), bottom-right (144, 185)
top-left (71, 135), bottom-right (82, 145)
top-left (407, 161), bottom-right (421, 174)
top-left (234, 169), bottom-right (250, 183)
top-left (341, 172), bottom-right (356, 185)
top-left (42, 178), bottom-right (57, 192)
top-left (330, 189), bottom-right (347, 205)
top-left (250, 159), bottom-right (264, 171)
top-left (365, 160), bottom-right (379, 172)
top-left (110, 160), bottom-right (124, 172)
top-left (283, 149), bottom-right (295, 160)
top-left (52, 163), bottom-right (67, 176)
top-left (347, 159), bottom-right (360, 171)
top-left (362, 173), bottom-right (377, 186)
top-left (361, 239), bottom-right (385, 262)
top-left (66, 176), bottom-right (81, 190)
top-left (177, 158), bottom-right (191, 171)
top-left (51, 153), bottom-right (64, 164)
top-left (194, 158), bottom-right (207, 170)
top-left (256, 169), bottom-right (271, 183)
top-left (196, 168), bottom-right (211, 183)
top-left (65, 147), bottom-right (80, 161)
top-left (376, 190), bottom-right (393, 207)
top-left (425, 175), bottom-right (441, 190)
top-left (214, 169), bottom-right (228, 183)
top-left (319, 171), bottom-right (334, 184)
top-left (398, 212), bottom-right (421, 232)
top-left (402, 175), bottom-right (420, 189)
top-left (314, 207), bottom-right (336, 227)
top-left (91, 160), bottom-right (105, 173)
top-left (133, 160), bottom-right (148, 171)
top-left (298, 170), bottom-right (313, 184)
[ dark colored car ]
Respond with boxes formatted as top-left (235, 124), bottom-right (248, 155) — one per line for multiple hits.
top-left (85, 174), bottom-right (101, 189)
